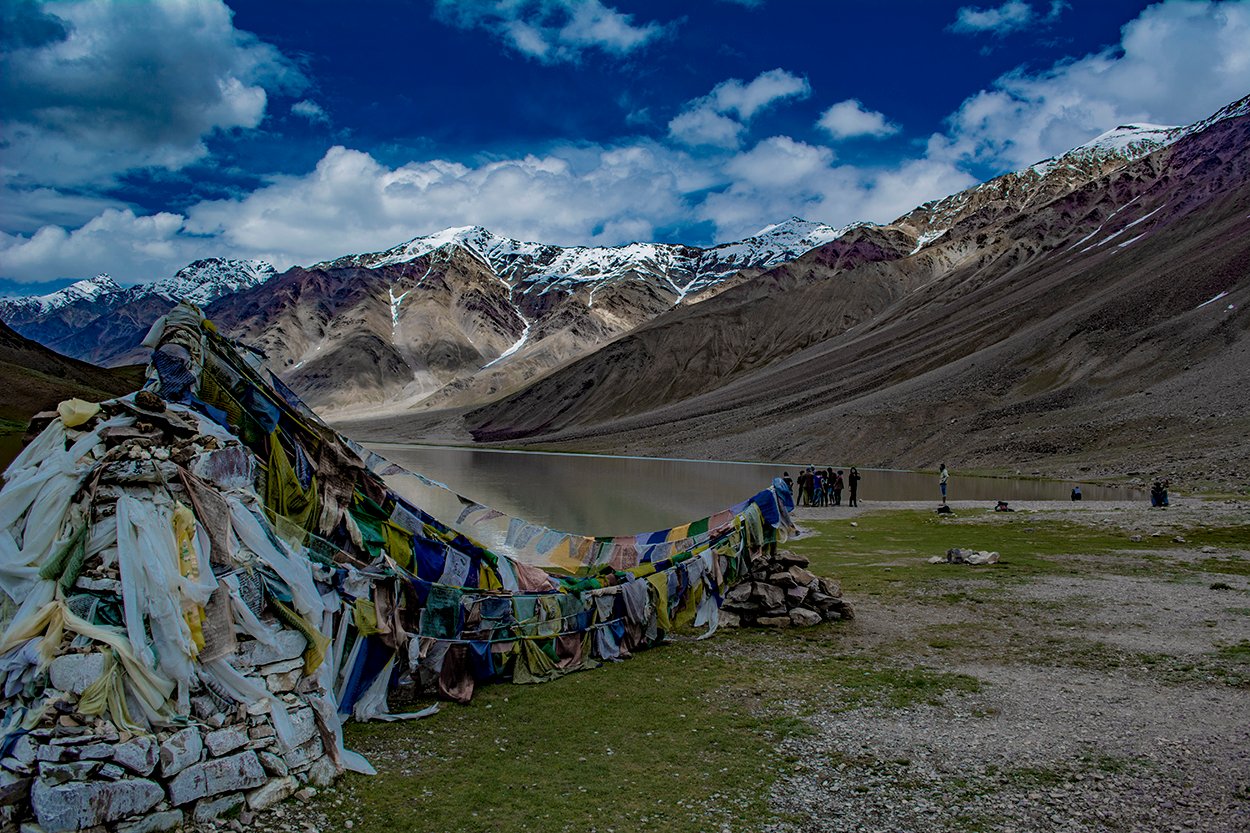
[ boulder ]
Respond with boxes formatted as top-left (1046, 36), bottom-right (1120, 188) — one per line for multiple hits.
top-left (767, 572), bottom-right (798, 589)
top-left (789, 608), bottom-right (822, 628)
top-left (756, 616), bottom-right (791, 628)
top-left (115, 809), bottom-right (184, 833)
top-left (204, 726), bottom-right (249, 758)
top-left (754, 583), bottom-right (785, 610)
top-left (306, 756), bottom-right (338, 788)
top-left (113, 736), bottom-right (159, 776)
top-left (237, 630), bottom-right (308, 668)
top-left (718, 610), bottom-right (740, 629)
top-left (47, 653), bottom-right (106, 696)
top-left (775, 551), bottom-right (810, 568)
top-left (166, 751), bottom-right (266, 806)
top-left (31, 777), bottom-right (164, 832)
top-left (192, 792), bottom-right (246, 824)
top-left (247, 775), bottom-right (299, 810)
top-left (160, 726), bottom-right (203, 777)
top-left (257, 751), bottom-right (289, 777)
top-left (788, 566), bottom-right (817, 586)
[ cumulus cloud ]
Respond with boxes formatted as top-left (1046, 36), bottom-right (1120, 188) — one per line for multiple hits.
top-left (950, 0), bottom-right (1065, 35)
top-left (701, 138), bottom-right (975, 240)
top-left (817, 99), bottom-right (900, 140)
top-left (431, 0), bottom-right (667, 64)
top-left (291, 100), bottom-right (329, 124)
top-left (0, 0), bottom-right (303, 191)
top-left (934, 0), bottom-right (1250, 170)
top-left (0, 209), bottom-right (210, 284)
top-left (668, 68), bottom-right (810, 148)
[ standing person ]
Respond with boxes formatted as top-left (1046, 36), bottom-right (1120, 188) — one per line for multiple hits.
top-left (939, 463), bottom-right (949, 505)
top-left (848, 467), bottom-right (861, 506)
top-left (812, 469), bottom-right (824, 508)
top-left (833, 470), bottom-right (844, 506)
top-left (782, 471), bottom-right (793, 493)
top-left (796, 469), bottom-right (809, 507)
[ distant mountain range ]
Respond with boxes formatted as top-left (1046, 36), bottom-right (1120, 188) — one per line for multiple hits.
top-left (3, 93), bottom-right (1248, 486)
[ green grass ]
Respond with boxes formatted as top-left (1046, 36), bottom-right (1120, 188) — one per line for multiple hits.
top-left (308, 624), bottom-right (984, 833)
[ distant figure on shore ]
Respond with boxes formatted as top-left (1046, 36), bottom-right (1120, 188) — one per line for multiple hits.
top-left (782, 471), bottom-right (793, 493)
top-left (848, 467), bottom-right (860, 506)
top-left (1150, 479), bottom-right (1170, 507)
top-left (939, 463), bottom-right (949, 504)
top-left (796, 469), bottom-right (810, 506)
top-left (812, 469), bottom-right (824, 508)
top-left (833, 469), bottom-right (844, 506)
top-left (1071, 485), bottom-right (1082, 501)
top-left (824, 467), bottom-right (835, 507)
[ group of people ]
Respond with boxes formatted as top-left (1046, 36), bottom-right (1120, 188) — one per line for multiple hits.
top-left (783, 466), bottom-right (861, 507)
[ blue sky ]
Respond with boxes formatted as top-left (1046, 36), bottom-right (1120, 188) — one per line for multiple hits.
top-left (2, 0), bottom-right (1248, 290)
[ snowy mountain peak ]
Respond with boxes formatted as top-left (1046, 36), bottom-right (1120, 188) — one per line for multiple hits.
top-left (315, 219), bottom-right (848, 304)
top-left (143, 258), bottom-right (278, 305)
top-left (0, 274), bottom-right (123, 318)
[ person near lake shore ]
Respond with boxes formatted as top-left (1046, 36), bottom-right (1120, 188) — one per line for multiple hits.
top-left (1071, 485), bottom-right (1082, 501)
top-left (812, 469), bottom-right (824, 507)
top-left (939, 463), bottom-right (949, 504)
top-left (796, 469), bottom-right (809, 506)
top-left (782, 471), bottom-right (793, 495)
top-left (848, 467), bottom-right (860, 506)
top-left (833, 469), bottom-right (844, 506)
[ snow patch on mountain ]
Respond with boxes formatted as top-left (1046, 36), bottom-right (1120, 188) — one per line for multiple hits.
top-left (138, 258), bottom-right (277, 305)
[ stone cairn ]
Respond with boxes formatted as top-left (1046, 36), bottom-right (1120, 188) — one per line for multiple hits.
top-left (719, 547), bottom-right (853, 628)
top-left (0, 400), bottom-right (340, 833)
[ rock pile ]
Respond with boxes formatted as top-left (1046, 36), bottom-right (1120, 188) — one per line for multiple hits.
top-left (719, 548), bottom-right (852, 628)
top-left (0, 400), bottom-right (344, 833)
top-left (928, 547), bottom-right (1000, 565)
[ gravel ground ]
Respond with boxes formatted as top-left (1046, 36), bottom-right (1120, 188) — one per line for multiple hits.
top-left (766, 499), bottom-right (1250, 833)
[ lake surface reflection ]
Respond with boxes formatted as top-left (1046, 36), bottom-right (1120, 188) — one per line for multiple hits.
top-left (367, 444), bottom-right (1143, 538)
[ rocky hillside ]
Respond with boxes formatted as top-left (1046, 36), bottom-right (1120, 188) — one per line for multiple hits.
top-left (204, 218), bottom-right (855, 415)
top-left (0, 321), bottom-right (143, 468)
top-left (453, 96), bottom-right (1250, 489)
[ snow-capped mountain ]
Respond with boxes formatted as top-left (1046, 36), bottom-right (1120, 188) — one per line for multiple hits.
top-left (0, 274), bottom-right (122, 320)
top-left (0, 258), bottom-right (276, 366)
top-left (137, 258), bottom-right (278, 306)
top-left (318, 217), bottom-right (853, 304)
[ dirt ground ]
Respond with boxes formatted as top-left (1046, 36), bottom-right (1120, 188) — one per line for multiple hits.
top-left (766, 499), bottom-right (1250, 833)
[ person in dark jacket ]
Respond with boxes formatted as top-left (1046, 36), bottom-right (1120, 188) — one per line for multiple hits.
top-left (848, 467), bottom-right (860, 506)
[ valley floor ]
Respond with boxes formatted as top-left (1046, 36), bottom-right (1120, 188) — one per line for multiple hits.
top-left (209, 499), bottom-right (1249, 833)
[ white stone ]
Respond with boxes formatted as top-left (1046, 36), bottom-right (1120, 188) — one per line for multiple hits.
top-left (166, 751), bottom-right (266, 806)
top-left (31, 777), bottom-right (164, 833)
top-left (247, 775), bottom-right (299, 810)
top-left (257, 751), bottom-right (289, 777)
top-left (47, 653), bottom-right (106, 696)
top-left (257, 658), bottom-right (303, 676)
top-left (73, 576), bottom-right (123, 594)
top-left (789, 608), bottom-right (822, 627)
top-left (115, 809), bottom-right (184, 833)
top-left (75, 743), bottom-right (113, 760)
top-left (113, 736), bottom-right (158, 775)
top-left (285, 736), bottom-right (323, 770)
top-left (283, 708), bottom-right (318, 751)
top-left (306, 756), bottom-right (337, 788)
top-left (10, 736), bottom-right (38, 767)
top-left (192, 792), bottom-right (246, 824)
top-left (204, 726), bottom-right (249, 757)
top-left (266, 668), bottom-right (302, 693)
top-left (237, 631), bottom-right (307, 668)
top-left (160, 726), bottom-right (203, 777)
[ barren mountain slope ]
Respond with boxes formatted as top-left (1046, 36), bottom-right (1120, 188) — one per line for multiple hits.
top-left (455, 107), bottom-right (1250, 488)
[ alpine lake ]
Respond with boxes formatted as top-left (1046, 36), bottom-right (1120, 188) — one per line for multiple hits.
top-left (365, 443), bottom-right (1145, 536)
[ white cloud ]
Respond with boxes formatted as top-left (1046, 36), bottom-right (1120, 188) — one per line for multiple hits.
top-left (0, 209), bottom-right (208, 284)
top-left (702, 139), bottom-right (975, 240)
top-left (817, 99), bottom-right (900, 140)
top-left (291, 100), bottom-right (329, 124)
top-left (950, 0), bottom-right (1065, 35)
top-left (431, 0), bottom-right (667, 64)
top-left (934, 0), bottom-right (1250, 170)
top-left (668, 68), bottom-right (810, 148)
top-left (0, 0), bottom-right (303, 191)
